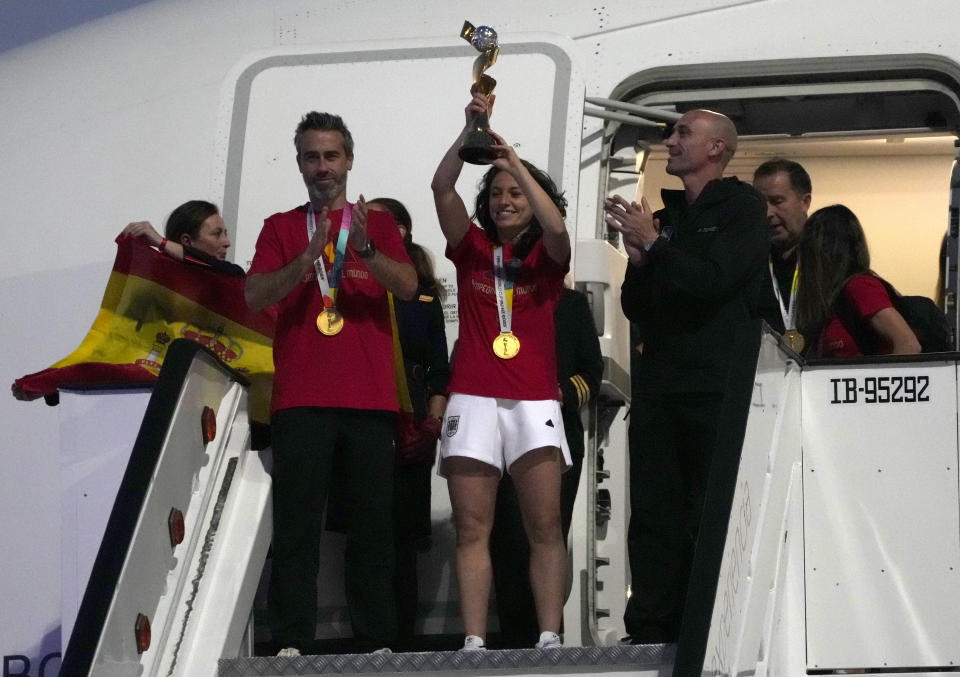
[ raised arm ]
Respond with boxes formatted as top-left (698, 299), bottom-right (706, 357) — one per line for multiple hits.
top-left (244, 208), bottom-right (329, 312)
top-left (486, 129), bottom-right (569, 264)
top-left (431, 90), bottom-right (492, 249)
top-left (121, 221), bottom-right (186, 262)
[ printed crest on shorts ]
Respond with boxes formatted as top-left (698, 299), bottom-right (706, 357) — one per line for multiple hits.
top-left (445, 415), bottom-right (460, 437)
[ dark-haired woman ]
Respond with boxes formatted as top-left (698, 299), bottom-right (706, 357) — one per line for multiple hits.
top-left (367, 197), bottom-right (450, 651)
top-left (431, 88), bottom-right (570, 651)
top-left (796, 204), bottom-right (920, 357)
top-left (121, 199), bottom-right (244, 276)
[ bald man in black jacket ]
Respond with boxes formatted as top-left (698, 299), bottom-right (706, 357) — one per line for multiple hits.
top-left (605, 110), bottom-right (767, 647)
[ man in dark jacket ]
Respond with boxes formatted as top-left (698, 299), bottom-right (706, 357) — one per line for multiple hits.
top-left (604, 109), bottom-right (767, 645)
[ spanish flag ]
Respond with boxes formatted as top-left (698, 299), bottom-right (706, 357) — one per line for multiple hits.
top-left (13, 236), bottom-right (275, 422)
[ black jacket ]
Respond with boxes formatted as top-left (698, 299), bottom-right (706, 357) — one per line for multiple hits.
top-left (394, 282), bottom-right (451, 421)
top-left (183, 243), bottom-right (246, 277)
top-left (555, 288), bottom-right (603, 460)
top-left (621, 177), bottom-right (767, 393)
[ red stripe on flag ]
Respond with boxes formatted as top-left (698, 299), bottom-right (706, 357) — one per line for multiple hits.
top-left (113, 236), bottom-right (275, 337)
top-left (13, 363), bottom-right (157, 400)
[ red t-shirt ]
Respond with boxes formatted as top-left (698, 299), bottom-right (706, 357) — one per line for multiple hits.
top-left (248, 204), bottom-right (412, 412)
top-left (447, 225), bottom-right (568, 400)
top-left (817, 274), bottom-right (894, 357)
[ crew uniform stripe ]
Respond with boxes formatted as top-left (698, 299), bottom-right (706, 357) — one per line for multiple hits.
top-left (569, 376), bottom-right (582, 406)
top-left (571, 374), bottom-right (589, 407)
top-left (577, 374), bottom-right (591, 405)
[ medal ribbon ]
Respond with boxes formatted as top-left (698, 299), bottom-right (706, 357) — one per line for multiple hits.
top-left (493, 246), bottom-right (514, 335)
top-left (307, 203), bottom-right (352, 308)
top-left (769, 256), bottom-right (799, 330)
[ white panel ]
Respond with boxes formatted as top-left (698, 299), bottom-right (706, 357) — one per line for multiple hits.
top-left (90, 354), bottom-right (244, 673)
top-left (764, 462), bottom-right (807, 677)
top-left (232, 46), bottom-right (561, 263)
top-left (703, 334), bottom-right (803, 675)
top-left (803, 361), bottom-right (960, 670)
top-left (156, 444), bottom-right (272, 673)
top-left (574, 239), bottom-right (629, 391)
top-left (217, 36), bottom-right (584, 351)
top-left (593, 406), bottom-right (631, 644)
top-left (59, 388), bottom-right (152, 651)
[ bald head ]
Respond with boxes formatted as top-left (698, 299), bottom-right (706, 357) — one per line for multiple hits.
top-left (665, 109), bottom-right (737, 178)
top-left (664, 109), bottom-right (739, 199)
top-left (687, 109), bottom-right (737, 165)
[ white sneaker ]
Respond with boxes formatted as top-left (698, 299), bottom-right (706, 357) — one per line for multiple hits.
top-left (371, 647), bottom-right (392, 654)
top-left (277, 647), bottom-right (301, 657)
top-left (461, 634), bottom-right (486, 651)
top-left (535, 631), bottom-right (562, 649)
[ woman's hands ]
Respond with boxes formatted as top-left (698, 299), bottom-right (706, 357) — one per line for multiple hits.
top-left (484, 128), bottom-right (523, 176)
top-left (121, 221), bottom-right (163, 248)
top-left (121, 220), bottom-right (186, 262)
top-left (464, 86), bottom-right (519, 174)
top-left (464, 86), bottom-right (495, 126)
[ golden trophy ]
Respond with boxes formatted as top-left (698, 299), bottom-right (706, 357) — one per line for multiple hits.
top-left (458, 20), bottom-right (500, 164)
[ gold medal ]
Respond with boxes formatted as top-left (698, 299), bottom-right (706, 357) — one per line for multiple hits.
top-left (316, 308), bottom-right (344, 336)
top-left (784, 328), bottom-right (805, 354)
top-left (492, 331), bottom-right (520, 359)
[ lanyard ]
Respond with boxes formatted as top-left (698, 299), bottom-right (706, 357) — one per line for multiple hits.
top-left (307, 203), bottom-right (352, 308)
top-left (769, 256), bottom-right (799, 330)
top-left (493, 246), bottom-right (515, 334)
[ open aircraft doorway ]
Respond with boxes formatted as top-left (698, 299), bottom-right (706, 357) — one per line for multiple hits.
top-left (583, 53), bottom-right (960, 674)
top-left (589, 54), bottom-right (960, 347)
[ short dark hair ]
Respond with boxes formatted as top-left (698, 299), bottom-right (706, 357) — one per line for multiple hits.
top-left (473, 160), bottom-right (567, 261)
top-left (294, 111), bottom-right (354, 156)
top-left (164, 200), bottom-right (219, 242)
top-left (753, 158), bottom-right (812, 195)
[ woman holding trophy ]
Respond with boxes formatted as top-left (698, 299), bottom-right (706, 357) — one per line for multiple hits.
top-left (431, 85), bottom-right (571, 651)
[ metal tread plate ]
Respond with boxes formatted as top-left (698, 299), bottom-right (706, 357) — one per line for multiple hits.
top-left (219, 644), bottom-right (674, 676)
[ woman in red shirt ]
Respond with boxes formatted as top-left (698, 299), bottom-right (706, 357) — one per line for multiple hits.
top-left (431, 88), bottom-right (570, 651)
top-left (795, 205), bottom-right (920, 357)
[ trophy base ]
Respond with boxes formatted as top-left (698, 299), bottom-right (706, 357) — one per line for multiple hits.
top-left (459, 116), bottom-right (496, 165)
top-left (458, 142), bottom-right (497, 165)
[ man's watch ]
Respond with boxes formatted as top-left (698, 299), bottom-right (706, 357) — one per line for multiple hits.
top-left (356, 239), bottom-right (377, 259)
top-left (643, 232), bottom-right (667, 252)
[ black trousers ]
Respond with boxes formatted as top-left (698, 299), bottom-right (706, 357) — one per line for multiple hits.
top-left (268, 407), bottom-right (398, 652)
top-left (489, 446), bottom-right (583, 649)
top-left (393, 462), bottom-right (432, 650)
top-left (623, 392), bottom-right (723, 643)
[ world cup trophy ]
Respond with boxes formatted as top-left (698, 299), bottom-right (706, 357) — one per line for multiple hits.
top-left (458, 20), bottom-right (499, 164)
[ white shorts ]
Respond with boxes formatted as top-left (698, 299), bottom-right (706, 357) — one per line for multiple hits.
top-left (439, 393), bottom-right (572, 476)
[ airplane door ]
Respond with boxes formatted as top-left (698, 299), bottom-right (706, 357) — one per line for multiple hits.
top-left (214, 35), bottom-right (585, 346)
top-left (210, 34), bottom-right (586, 644)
